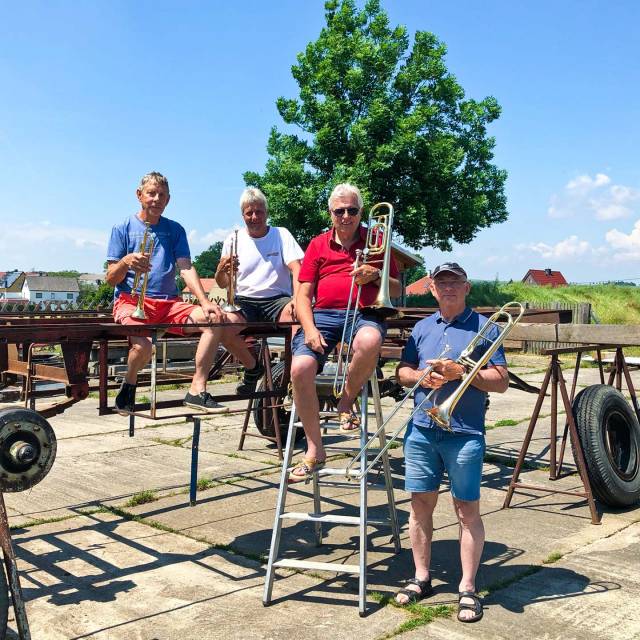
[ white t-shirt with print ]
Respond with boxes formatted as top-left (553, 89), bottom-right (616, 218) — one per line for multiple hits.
top-left (222, 226), bottom-right (304, 298)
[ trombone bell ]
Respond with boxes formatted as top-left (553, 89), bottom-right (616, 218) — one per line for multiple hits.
top-left (360, 202), bottom-right (398, 319)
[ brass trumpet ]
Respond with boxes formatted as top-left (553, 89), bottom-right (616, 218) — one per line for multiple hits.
top-left (131, 222), bottom-right (155, 320)
top-left (333, 202), bottom-right (397, 398)
top-left (222, 229), bottom-right (241, 313)
top-left (344, 301), bottom-right (524, 479)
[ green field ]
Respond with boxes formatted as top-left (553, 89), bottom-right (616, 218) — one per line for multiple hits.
top-left (407, 282), bottom-right (640, 325)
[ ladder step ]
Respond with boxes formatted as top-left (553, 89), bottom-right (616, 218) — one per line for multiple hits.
top-left (273, 558), bottom-right (360, 574)
top-left (281, 512), bottom-right (391, 526)
top-left (317, 480), bottom-right (389, 491)
top-left (281, 512), bottom-right (360, 525)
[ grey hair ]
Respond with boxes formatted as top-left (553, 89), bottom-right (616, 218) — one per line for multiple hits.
top-left (240, 187), bottom-right (268, 212)
top-left (139, 171), bottom-right (170, 192)
top-left (328, 183), bottom-right (363, 210)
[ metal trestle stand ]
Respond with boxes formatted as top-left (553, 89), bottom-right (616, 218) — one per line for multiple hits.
top-left (263, 374), bottom-right (400, 616)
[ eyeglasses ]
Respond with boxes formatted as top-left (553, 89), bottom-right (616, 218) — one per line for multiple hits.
top-left (331, 207), bottom-right (361, 217)
top-left (433, 279), bottom-right (467, 289)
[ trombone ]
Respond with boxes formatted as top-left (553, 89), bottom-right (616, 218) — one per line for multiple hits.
top-left (131, 222), bottom-right (155, 320)
top-left (344, 301), bottom-right (524, 479)
top-left (333, 202), bottom-right (397, 398)
top-left (222, 229), bottom-right (241, 313)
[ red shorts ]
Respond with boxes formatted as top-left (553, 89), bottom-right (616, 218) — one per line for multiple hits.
top-left (113, 293), bottom-right (197, 336)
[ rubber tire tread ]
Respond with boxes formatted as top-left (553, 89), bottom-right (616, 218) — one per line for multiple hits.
top-left (572, 384), bottom-right (640, 507)
top-left (253, 361), bottom-right (302, 442)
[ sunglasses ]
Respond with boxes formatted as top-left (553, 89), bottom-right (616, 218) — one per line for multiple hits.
top-left (331, 207), bottom-right (361, 217)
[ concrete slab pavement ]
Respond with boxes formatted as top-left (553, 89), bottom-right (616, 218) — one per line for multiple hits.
top-left (0, 357), bottom-right (639, 638)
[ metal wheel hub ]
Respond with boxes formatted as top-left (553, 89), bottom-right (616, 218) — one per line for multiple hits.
top-left (0, 409), bottom-right (57, 492)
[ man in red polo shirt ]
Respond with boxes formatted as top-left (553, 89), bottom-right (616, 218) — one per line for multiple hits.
top-left (288, 183), bottom-right (401, 482)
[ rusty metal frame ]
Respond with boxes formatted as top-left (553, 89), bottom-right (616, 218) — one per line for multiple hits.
top-left (502, 345), bottom-right (639, 525)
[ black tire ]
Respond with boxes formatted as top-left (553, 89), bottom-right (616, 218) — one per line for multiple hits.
top-left (572, 384), bottom-right (640, 507)
top-left (253, 362), bottom-right (304, 442)
top-left (0, 407), bottom-right (57, 492)
top-left (0, 560), bottom-right (8, 638)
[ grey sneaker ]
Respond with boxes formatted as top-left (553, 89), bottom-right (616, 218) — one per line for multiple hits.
top-left (184, 391), bottom-right (228, 413)
top-left (115, 382), bottom-right (136, 415)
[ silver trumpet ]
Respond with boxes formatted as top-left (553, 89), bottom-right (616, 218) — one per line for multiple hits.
top-left (344, 301), bottom-right (524, 480)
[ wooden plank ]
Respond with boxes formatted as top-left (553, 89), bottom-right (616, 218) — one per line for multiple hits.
top-left (509, 323), bottom-right (640, 345)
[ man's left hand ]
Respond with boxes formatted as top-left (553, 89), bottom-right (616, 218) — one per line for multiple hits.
top-left (427, 358), bottom-right (466, 381)
top-left (202, 300), bottom-right (224, 324)
top-left (350, 265), bottom-right (380, 286)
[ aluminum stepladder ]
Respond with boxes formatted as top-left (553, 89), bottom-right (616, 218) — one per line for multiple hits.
top-left (263, 373), bottom-right (400, 616)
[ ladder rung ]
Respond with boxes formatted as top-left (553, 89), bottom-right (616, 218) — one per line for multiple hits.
top-left (281, 512), bottom-right (360, 525)
top-left (273, 558), bottom-right (360, 574)
top-left (317, 480), bottom-right (389, 490)
top-left (280, 512), bottom-right (391, 526)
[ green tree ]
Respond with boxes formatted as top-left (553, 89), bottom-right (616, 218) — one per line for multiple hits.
top-left (404, 263), bottom-right (427, 285)
top-left (79, 281), bottom-right (114, 306)
top-left (193, 242), bottom-right (223, 278)
top-left (244, 0), bottom-right (507, 250)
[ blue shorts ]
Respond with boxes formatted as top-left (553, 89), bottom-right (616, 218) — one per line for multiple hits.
top-left (292, 309), bottom-right (387, 371)
top-left (403, 421), bottom-right (485, 501)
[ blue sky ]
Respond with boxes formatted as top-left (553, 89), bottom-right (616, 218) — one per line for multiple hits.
top-left (1, 0), bottom-right (639, 283)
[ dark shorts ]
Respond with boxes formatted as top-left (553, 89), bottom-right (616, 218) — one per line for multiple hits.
top-left (235, 295), bottom-right (291, 323)
top-left (403, 421), bottom-right (485, 501)
top-left (292, 309), bottom-right (387, 371)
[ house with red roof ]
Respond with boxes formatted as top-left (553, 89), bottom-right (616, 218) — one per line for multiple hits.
top-left (522, 268), bottom-right (568, 287)
top-left (406, 274), bottom-right (433, 296)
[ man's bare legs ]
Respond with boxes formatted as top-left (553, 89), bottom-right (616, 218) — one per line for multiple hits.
top-left (290, 354), bottom-right (323, 461)
top-left (220, 311), bottom-right (256, 370)
top-left (184, 307), bottom-right (224, 395)
top-left (396, 491), bottom-right (439, 604)
top-left (124, 336), bottom-right (153, 385)
top-left (453, 498), bottom-right (484, 621)
top-left (336, 326), bottom-right (382, 414)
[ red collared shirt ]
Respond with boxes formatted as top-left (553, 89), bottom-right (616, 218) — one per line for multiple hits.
top-left (299, 226), bottom-right (399, 309)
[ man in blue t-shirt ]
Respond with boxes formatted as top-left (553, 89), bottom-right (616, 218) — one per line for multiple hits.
top-left (106, 172), bottom-right (227, 414)
top-left (393, 262), bottom-right (509, 624)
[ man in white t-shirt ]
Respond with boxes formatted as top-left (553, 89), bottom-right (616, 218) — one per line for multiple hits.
top-left (215, 187), bottom-right (304, 392)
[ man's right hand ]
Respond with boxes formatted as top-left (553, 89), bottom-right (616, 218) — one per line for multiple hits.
top-left (418, 367), bottom-right (446, 389)
top-left (125, 252), bottom-right (151, 272)
top-left (305, 330), bottom-right (328, 355)
top-left (216, 255), bottom-right (238, 275)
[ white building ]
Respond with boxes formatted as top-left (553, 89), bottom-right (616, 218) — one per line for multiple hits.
top-left (22, 276), bottom-right (80, 303)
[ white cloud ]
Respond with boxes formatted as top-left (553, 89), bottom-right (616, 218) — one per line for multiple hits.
top-left (186, 227), bottom-right (235, 250)
top-left (0, 223), bottom-right (236, 272)
top-left (0, 223), bottom-right (109, 271)
top-left (525, 235), bottom-right (592, 260)
top-left (548, 173), bottom-right (639, 220)
top-left (604, 220), bottom-right (640, 261)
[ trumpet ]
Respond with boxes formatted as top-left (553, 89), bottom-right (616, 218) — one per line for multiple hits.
top-left (344, 301), bottom-right (524, 479)
top-left (332, 202), bottom-right (396, 398)
top-left (131, 222), bottom-right (155, 320)
top-left (222, 229), bottom-right (241, 313)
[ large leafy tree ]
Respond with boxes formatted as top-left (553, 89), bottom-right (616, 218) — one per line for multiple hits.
top-left (244, 0), bottom-right (507, 250)
top-left (193, 241), bottom-right (223, 278)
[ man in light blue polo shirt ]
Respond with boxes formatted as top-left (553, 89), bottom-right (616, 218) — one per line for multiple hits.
top-left (393, 262), bottom-right (509, 624)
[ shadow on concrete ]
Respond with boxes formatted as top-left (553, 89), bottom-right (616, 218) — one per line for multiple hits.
top-left (12, 509), bottom-right (261, 610)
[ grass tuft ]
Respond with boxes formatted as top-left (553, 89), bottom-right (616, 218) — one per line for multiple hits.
top-left (543, 551), bottom-right (563, 564)
top-left (125, 489), bottom-right (158, 507)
